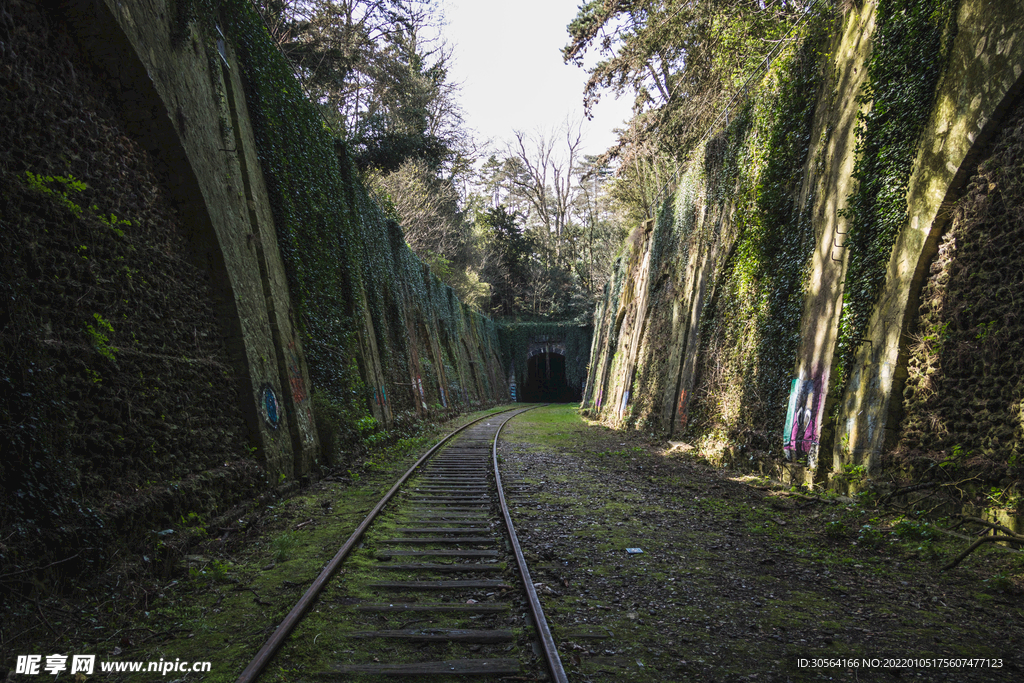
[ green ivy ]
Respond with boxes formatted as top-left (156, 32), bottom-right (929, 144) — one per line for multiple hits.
top-left (585, 9), bottom-right (830, 459)
top-left (687, 16), bottom-right (827, 454)
top-left (21, 172), bottom-right (130, 237)
top-left (22, 171), bottom-right (87, 215)
top-left (834, 0), bottom-right (959, 387)
top-left (84, 313), bottom-right (116, 362)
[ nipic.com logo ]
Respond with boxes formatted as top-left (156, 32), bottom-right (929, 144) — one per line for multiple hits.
top-left (15, 655), bottom-right (94, 676)
top-left (15, 654), bottom-right (212, 676)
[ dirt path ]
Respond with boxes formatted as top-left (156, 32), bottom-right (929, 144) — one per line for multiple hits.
top-left (498, 405), bottom-right (1024, 682)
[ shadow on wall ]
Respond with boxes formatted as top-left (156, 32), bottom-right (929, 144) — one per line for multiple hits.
top-left (521, 352), bottom-right (580, 403)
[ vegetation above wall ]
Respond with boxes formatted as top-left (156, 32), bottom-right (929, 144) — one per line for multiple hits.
top-left (563, 0), bottom-right (819, 221)
top-left (248, 1), bottom-right (630, 324)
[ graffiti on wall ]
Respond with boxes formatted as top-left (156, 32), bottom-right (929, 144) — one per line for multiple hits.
top-left (618, 389), bottom-right (631, 418)
top-left (259, 383), bottom-right (280, 430)
top-left (783, 377), bottom-right (819, 463)
top-left (286, 342), bottom-right (315, 445)
top-left (373, 385), bottom-right (389, 413)
top-left (675, 388), bottom-right (689, 433)
top-left (416, 375), bottom-right (427, 410)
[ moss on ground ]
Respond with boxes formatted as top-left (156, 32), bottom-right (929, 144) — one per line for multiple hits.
top-left (10, 403), bottom-right (1022, 681)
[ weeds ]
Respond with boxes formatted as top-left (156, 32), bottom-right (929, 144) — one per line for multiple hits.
top-left (189, 559), bottom-right (230, 586)
top-left (891, 518), bottom-right (936, 542)
top-left (825, 520), bottom-right (848, 540)
top-left (856, 522), bottom-right (885, 549)
top-left (269, 532), bottom-right (298, 563)
top-left (84, 313), bottom-right (116, 361)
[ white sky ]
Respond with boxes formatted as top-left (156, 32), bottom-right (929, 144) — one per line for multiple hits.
top-left (440, 0), bottom-right (634, 158)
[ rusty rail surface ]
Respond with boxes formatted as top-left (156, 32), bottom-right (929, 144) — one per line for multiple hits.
top-left (492, 407), bottom-right (569, 683)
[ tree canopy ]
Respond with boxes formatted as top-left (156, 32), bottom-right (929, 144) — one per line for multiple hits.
top-left (253, 0), bottom-right (631, 322)
top-left (563, 0), bottom-right (814, 218)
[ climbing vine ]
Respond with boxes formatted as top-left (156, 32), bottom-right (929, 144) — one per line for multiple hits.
top-left (834, 0), bottom-right (959, 387)
top-left (687, 15), bottom-right (827, 458)
top-left (584, 9), bottom-right (831, 463)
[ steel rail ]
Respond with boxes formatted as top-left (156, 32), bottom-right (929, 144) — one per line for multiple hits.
top-left (235, 406), bottom-right (521, 683)
top-left (492, 405), bottom-right (569, 683)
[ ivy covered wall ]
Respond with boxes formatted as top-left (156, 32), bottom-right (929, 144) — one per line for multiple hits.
top-left (498, 321), bottom-right (593, 400)
top-left (585, 11), bottom-right (830, 455)
top-left (833, 0), bottom-right (1024, 478)
top-left (212, 0), bottom-right (510, 456)
top-left (585, 0), bottom-right (1024, 499)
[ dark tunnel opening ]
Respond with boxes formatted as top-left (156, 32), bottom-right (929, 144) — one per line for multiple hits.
top-left (521, 352), bottom-right (580, 403)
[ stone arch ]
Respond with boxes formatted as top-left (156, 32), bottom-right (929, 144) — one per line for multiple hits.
top-left (518, 339), bottom-right (580, 402)
top-left (522, 351), bottom-right (579, 402)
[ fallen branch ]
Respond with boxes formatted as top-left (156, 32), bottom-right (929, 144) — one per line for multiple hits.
top-left (138, 628), bottom-right (191, 643)
top-left (35, 597), bottom-right (57, 634)
top-left (942, 534), bottom-right (1024, 570)
top-left (234, 585), bottom-right (273, 606)
top-left (942, 517), bottom-right (1024, 570)
top-left (0, 551), bottom-right (85, 581)
top-left (757, 489), bottom-right (839, 504)
top-left (941, 474), bottom-right (982, 499)
top-left (958, 516), bottom-right (1021, 538)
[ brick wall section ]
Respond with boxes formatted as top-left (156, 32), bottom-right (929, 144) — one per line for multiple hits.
top-left (894, 95), bottom-right (1024, 484)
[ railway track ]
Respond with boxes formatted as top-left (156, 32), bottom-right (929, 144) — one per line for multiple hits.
top-left (237, 406), bottom-right (567, 682)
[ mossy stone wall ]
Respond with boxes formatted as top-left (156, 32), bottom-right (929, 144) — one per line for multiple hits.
top-left (1, 0), bottom-right (263, 578)
top-left (1, 0), bottom-right (509, 581)
top-left (895, 95), bottom-right (1024, 494)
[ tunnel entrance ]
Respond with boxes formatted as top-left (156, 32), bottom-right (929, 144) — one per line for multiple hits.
top-left (522, 352), bottom-right (579, 402)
